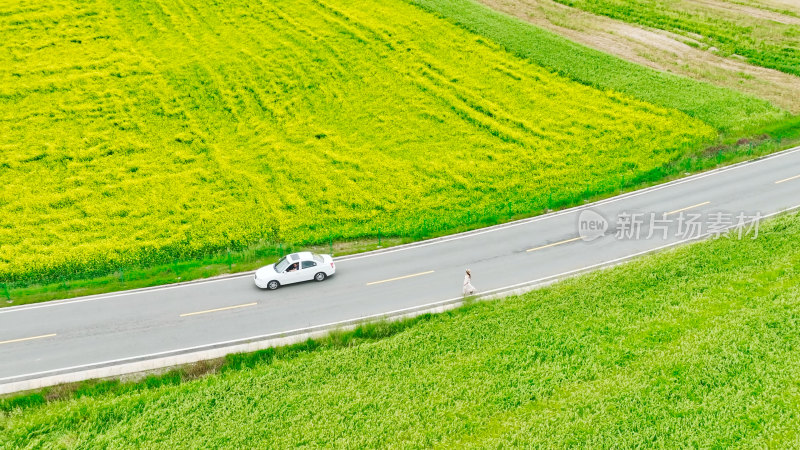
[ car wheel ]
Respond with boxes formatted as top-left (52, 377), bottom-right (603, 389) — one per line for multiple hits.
top-left (267, 280), bottom-right (280, 290)
top-left (314, 272), bottom-right (326, 282)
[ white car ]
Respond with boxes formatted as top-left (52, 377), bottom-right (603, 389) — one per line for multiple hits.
top-left (254, 252), bottom-right (335, 290)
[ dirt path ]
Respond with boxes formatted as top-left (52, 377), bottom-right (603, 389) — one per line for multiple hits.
top-left (739, 0), bottom-right (800, 16)
top-left (693, 0), bottom-right (800, 25)
top-left (477, 0), bottom-right (800, 114)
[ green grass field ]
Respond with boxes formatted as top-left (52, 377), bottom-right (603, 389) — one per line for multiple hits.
top-left (3, 212), bottom-right (800, 447)
top-left (2, 0), bottom-right (795, 288)
top-left (550, 0), bottom-right (800, 77)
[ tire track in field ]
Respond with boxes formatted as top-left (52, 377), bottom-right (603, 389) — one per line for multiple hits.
top-left (303, 0), bottom-right (578, 155)
top-left (292, 0), bottom-right (707, 200)
top-left (158, 0), bottom-right (384, 232)
top-left (109, 0), bottom-right (280, 245)
top-left (238, 2), bottom-right (382, 218)
top-left (304, 0), bottom-right (574, 209)
top-left (261, 1), bottom-right (422, 219)
top-left (302, 0), bottom-right (514, 214)
top-left (121, 0), bottom-right (397, 238)
top-left (149, 0), bottom-right (292, 232)
top-left (308, 0), bottom-right (653, 158)
top-left (308, 0), bottom-right (542, 150)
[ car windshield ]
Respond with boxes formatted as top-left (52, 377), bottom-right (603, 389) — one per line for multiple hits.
top-left (274, 257), bottom-right (290, 272)
top-left (312, 253), bottom-right (324, 263)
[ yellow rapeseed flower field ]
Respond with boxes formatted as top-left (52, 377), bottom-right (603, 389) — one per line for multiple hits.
top-left (0, 0), bottom-right (716, 282)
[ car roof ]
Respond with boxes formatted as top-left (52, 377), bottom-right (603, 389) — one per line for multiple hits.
top-left (288, 252), bottom-right (314, 261)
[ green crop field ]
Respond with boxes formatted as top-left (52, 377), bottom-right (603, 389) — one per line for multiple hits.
top-left (550, 0), bottom-right (800, 77)
top-left (3, 212), bottom-right (800, 447)
top-left (0, 0), bottom-right (793, 288)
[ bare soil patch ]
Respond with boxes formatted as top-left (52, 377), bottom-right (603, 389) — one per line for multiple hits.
top-left (739, 0), bottom-right (800, 16)
top-left (478, 0), bottom-right (800, 113)
top-left (694, 0), bottom-right (800, 25)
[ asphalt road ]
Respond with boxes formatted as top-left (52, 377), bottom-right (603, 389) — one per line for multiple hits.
top-left (2, 147), bottom-right (799, 385)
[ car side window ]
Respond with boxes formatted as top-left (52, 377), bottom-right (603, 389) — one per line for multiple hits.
top-left (301, 261), bottom-right (317, 270)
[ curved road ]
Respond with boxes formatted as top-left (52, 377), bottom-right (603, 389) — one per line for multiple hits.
top-left (2, 147), bottom-right (799, 391)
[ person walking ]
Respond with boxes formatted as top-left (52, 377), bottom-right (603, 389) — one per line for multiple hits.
top-left (463, 269), bottom-right (476, 296)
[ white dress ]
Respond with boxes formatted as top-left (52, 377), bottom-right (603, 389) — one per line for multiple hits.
top-left (463, 274), bottom-right (476, 295)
